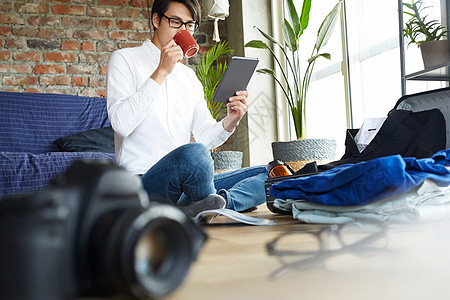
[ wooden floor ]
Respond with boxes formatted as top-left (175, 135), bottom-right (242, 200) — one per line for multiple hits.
top-left (167, 204), bottom-right (450, 300)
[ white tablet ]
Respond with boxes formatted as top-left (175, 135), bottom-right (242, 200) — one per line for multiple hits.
top-left (211, 56), bottom-right (259, 103)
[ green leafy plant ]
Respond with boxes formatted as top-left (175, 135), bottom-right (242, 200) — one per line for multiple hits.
top-left (196, 41), bottom-right (234, 120)
top-left (245, 0), bottom-right (342, 139)
top-left (403, 0), bottom-right (448, 47)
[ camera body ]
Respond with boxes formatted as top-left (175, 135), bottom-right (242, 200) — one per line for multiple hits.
top-left (0, 160), bottom-right (206, 299)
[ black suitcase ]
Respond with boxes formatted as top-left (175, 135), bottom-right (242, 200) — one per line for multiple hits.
top-left (394, 86), bottom-right (450, 149)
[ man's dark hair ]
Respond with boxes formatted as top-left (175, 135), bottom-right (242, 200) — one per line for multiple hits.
top-left (150, 0), bottom-right (201, 30)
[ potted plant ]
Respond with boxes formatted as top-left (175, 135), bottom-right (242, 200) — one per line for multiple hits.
top-left (403, 0), bottom-right (449, 69)
top-left (196, 41), bottom-right (243, 172)
top-left (196, 40), bottom-right (233, 120)
top-left (244, 0), bottom-right (341, 170)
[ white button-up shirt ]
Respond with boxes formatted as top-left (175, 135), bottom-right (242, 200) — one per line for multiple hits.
top-left (107, 39), bottom-right (232, 174)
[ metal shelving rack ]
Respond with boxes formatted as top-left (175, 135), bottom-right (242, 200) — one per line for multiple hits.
top-left (398, 0), bottom-right (450, 95)
top-left (405, 62), bottom-right (450, 80)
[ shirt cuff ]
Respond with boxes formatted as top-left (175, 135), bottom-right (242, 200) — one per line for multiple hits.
top-left (217, 119), bottom-right (234, 140)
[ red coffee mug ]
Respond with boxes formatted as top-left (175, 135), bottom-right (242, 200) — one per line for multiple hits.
top-left (173, 30), bottom-right (199, 58)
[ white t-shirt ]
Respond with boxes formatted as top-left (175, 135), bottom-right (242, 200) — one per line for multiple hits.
top-left (107, 39), bottom-right (232, 174)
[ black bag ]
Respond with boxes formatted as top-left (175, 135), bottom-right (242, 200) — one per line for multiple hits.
top-left (342, 108), bottom-right (445, 159)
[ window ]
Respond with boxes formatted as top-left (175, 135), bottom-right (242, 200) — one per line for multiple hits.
top-left (305, 0), bottom-right (347, 152)
top-left (345, 0), bottom-right (402, 126)
top-left (288, 0), bottom-right (448, 157)
top-left (286, 0), bottom-right (348, 156)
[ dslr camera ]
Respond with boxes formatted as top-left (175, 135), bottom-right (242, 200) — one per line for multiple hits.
top-left (0, 160), bottom-right (206, 299)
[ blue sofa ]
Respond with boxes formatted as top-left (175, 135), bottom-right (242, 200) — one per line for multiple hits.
top-left (0, 91), bottom-right (115, 198)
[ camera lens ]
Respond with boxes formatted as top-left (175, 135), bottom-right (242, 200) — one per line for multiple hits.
top-left (129, 217), bottom-right (193, 299)
top-left (88, 203), bottom-right (200, 299)
top-left (84, 203), bottom-right (206, 299)
top-left (135, 229), bottom-right (168, 276)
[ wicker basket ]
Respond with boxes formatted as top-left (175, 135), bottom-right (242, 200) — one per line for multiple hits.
top-left (210, 151), bottom-right (243, 173)
top-left (272, 139), bottom-right (336, 172)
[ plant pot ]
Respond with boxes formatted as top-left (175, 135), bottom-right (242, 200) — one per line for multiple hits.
top-left (271, 138), bottom-right (337, 172)
top-left (420, 40), bottom-right (450, 69)
top-left (211, 150), bottom-right (243, 173)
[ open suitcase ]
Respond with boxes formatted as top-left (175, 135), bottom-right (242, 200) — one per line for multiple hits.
top-left (394, 87), bottom-right (450, 149)
top-left (265, 87), bottom-right (450, 214)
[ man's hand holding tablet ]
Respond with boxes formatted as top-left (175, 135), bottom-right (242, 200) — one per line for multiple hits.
top-left (215, 57), bottom-right (259, 132)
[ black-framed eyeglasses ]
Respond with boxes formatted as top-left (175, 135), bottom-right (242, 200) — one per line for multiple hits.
top-left (266, 222), bottom-right (389, 279)
top-left (162, 14), bottom-right (199, 32)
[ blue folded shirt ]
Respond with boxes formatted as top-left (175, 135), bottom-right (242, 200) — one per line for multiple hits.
top-left (270, 149), bottom-right (450, 206)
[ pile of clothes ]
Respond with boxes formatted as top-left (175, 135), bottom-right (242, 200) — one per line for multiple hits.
top-left (270, 150), bottom-right (450, 224)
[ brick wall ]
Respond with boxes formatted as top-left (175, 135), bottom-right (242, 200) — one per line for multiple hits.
top-left (0, 0), bottom-right (227, 97)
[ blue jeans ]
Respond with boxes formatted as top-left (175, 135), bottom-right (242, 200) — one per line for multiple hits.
top-left (140, 143), bottom-right (268, 212)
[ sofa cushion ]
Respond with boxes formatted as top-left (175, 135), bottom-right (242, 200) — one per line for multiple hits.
top-left (0, 91), bottom-right (110, 154)
top-left (0, 151), bottom-right (115, 197)
top-left (54, 126), bottom-right (114, 153)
